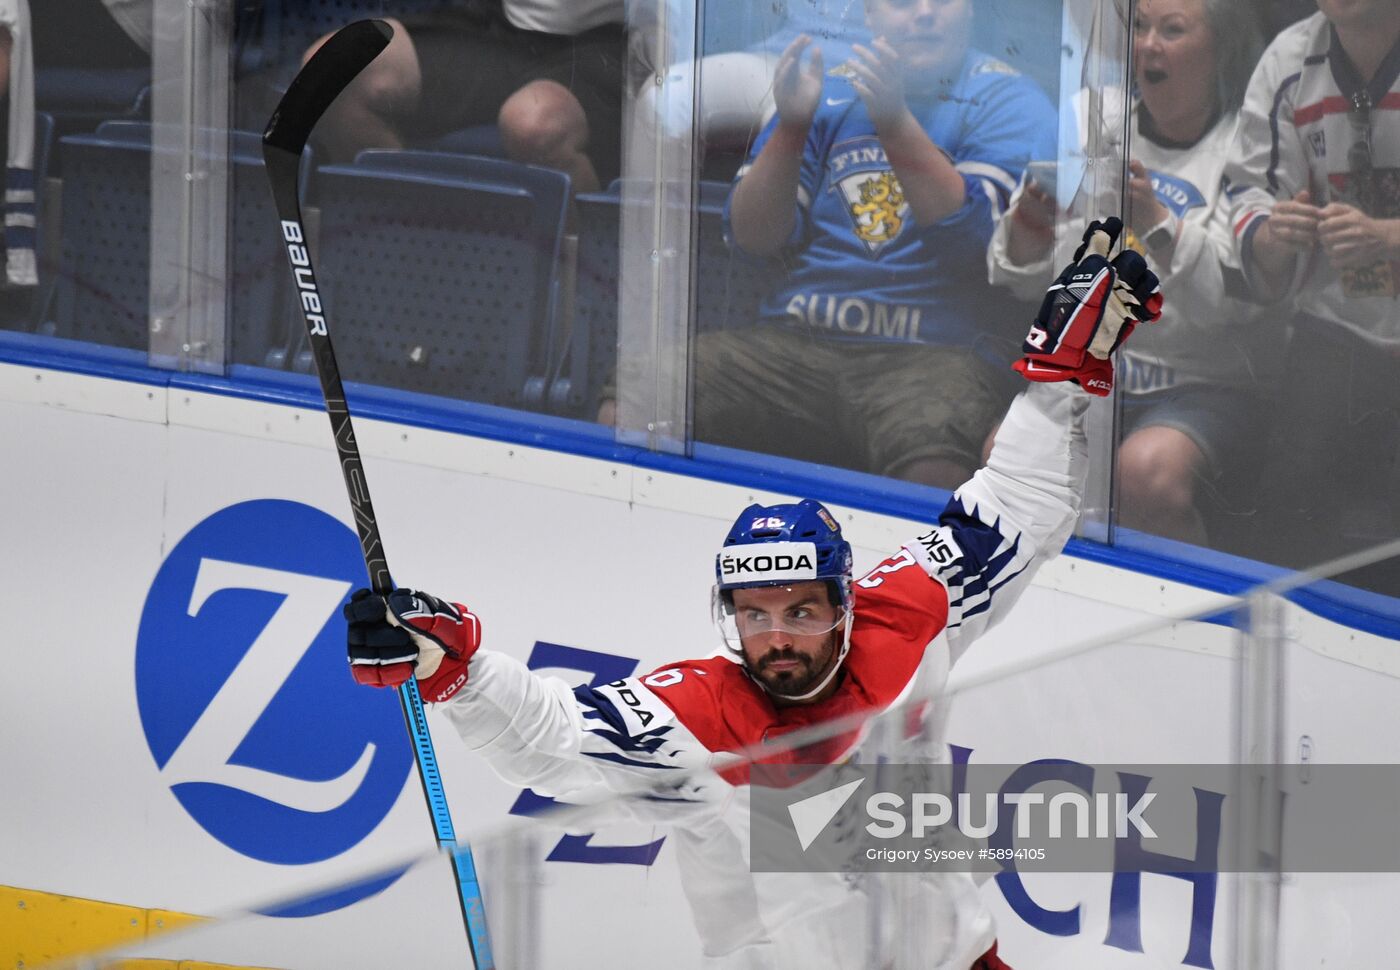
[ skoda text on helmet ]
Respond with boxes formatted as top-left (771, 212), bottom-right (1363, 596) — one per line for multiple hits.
top-left (712, 499), bottom-right (855, 702)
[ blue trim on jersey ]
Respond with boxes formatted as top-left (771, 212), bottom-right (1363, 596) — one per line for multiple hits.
top-left (4, 330), bottom-right (1398, 639)
top-left (574, 683), bottom-right (631, 733)
top-left (584, 726), bottom-right (675, 757)
top-left (937, 499), bottom-right (1025, 612)
top-left (575, 684), bottom-right (677, 756)
top-left (944, 564), bottom-right (1034, 631)
top-left (1267, 72), bottom-right (1304, 193)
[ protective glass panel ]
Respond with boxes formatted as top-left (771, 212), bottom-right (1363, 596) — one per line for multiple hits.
top-left (682, 0), bottom-right (1106, 491)
top-left (2, 0), bottom-right (152, 345)
top-left (223, 2), bottom-right (627, 413)
top-left (1236, 539), bottom-right (1400, 969)
top-left (1102, 1), bottom-right (1400, 602)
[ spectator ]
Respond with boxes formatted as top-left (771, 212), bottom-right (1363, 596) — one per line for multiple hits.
top-left (305, 1), bottom-right (626, 191)
top-left (1226, 0), bottom-right (1400, 572)
top-left (1, 0), bottom-right (35, 289)
top-left (689, 0), bottom-right (1056, 489)
top-left (989, 0), bottom-right (1272, 546)
top-left (635, 0), bottom-right (872, 169)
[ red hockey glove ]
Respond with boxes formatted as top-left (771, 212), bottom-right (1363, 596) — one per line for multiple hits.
top-left (1013, 217), bottom-right (1163, 396)
top-left (344, 589), bottom-right (482, 702)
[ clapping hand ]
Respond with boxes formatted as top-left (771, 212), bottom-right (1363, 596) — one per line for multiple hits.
top-left (773, 34), bottom-right (825, 131)
top-left (849, 38), bottom-right (910, 129)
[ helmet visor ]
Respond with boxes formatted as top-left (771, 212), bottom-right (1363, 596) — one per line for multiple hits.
top-left (711, 585), bottom-right (849, 648)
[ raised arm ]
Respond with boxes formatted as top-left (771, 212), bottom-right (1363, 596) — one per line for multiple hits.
top-left (915, 220), bottom-right (1163, 658)
top-left (847, 38), bottom-right (967, 226)
top-left (343, 589), bottom-right (713, 799)
top-left (728, 35), bottom-right (824, 256)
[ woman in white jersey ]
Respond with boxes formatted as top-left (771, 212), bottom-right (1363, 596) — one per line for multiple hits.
top-left (988, 0), bottom-right (1274, 547)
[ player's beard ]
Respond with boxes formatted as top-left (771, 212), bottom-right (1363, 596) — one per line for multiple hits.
top-left (753, 631), bottom-right (841, 699)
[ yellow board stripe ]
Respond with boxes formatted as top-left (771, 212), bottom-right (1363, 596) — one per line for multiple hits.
top-left (0, 886), bottom-right (279, 970)
top-left (104, 963), bottom-right (283, 970)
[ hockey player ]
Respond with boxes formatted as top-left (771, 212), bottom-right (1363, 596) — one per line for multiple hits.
top-left (344, 220), bottom-right (1162, 969)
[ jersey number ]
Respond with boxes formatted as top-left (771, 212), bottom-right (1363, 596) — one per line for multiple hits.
top-left (642, 669), bottom-right (684, 689)
top-left (857, 550), bottom-right (918, 589)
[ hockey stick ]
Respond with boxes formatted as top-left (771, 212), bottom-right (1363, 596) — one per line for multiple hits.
top-left (262, 20), bottom-right (493, 968)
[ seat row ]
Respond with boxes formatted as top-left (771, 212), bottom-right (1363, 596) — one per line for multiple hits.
top-left (38, 122), bottom-right (773, 417)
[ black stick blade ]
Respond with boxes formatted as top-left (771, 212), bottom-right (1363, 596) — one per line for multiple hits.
top-left (263, 19), bottom-right (392, 161)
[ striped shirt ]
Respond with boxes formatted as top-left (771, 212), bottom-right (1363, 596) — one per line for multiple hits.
top-left (1225, 13), bottom-right (1400, 344)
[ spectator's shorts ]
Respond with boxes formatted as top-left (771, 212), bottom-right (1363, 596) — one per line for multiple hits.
top-left (691, 326), bottom-right (1015, 480)
top-left (1119, 382), bottom-right (1271, 506)
top-left (400, 9), bottom-right (627, 185)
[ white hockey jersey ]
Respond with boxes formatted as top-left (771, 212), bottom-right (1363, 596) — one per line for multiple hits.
top-left (1225, 12), bottom-right (1400, 344)
top-left (435, 382), bottom-right (1091, 968)
top-left (989, 93), bottom-right (1277, 395)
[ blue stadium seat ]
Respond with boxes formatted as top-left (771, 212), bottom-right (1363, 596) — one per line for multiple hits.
top-left (348, 150), bottom-right (569, 402)
top-left (694, 207), bottom-right (772, 332)
top-left (309, 158), bottom-right (568, 409)
top-left (34, 113), bottom-right (55, 190)
top-left (35, 66), bottom-right (149, 151)
top-left (558, 186), bottom-right (774, 417)
top-left (50, 124), bottom-right (305, 363)
top-left (564, 190), bottom-right (624, 416)
top-left (604, 179), bottom-right (732, 208)
top-left (93, 120), bottom-right (270, 163)
top-left (425, 125), bottom-right (505, 159)
top-left (49, 134), bottom-right (149, 348)
top-left (351, 151), bottom-right (570, 275)
top-left (697, 180), bottom-right (732, 208)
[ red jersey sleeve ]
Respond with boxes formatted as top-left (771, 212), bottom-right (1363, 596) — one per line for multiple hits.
top-left (636, 657), bottom-right (775, 754)
top-left (842, 549), bottom-right (952, 705)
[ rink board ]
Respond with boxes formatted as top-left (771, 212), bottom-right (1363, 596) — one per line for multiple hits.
top-left (1, 342), bottom-right (1397, 969)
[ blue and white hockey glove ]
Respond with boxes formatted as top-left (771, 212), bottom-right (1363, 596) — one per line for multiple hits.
top-left (1013, 218), bottom-right (1163, 396)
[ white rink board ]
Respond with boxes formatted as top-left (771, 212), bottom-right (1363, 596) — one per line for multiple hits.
top-left (1, 362), bottom-right (1398, 969)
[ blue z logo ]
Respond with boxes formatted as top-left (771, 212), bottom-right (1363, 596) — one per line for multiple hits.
top-left (135, 500), bottom-right (413, 914)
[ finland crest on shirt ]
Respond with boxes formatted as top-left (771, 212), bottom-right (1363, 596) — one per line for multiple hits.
top-left (829, 138), bottom-right (910, 255)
